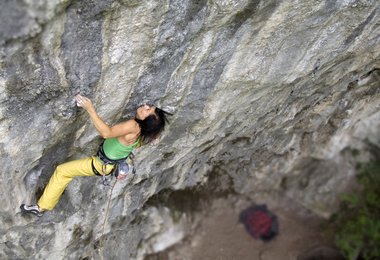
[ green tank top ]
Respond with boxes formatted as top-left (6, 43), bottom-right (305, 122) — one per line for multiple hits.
top-left (102, 137), bottom-right (141, 160)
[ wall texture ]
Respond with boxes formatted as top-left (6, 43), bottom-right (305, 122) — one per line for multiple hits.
top-left (0, 0), bottom-right (379, 259)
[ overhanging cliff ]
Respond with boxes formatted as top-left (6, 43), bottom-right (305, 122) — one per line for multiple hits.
top-left (0, 0), bottom-right (379, 259)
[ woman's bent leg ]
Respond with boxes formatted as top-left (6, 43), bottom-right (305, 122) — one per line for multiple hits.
top-left (38, 157), bottom-right (112, 211)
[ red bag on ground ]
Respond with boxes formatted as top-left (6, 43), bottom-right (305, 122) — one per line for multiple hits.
top-left (239, 204), bottom-right (278, 242)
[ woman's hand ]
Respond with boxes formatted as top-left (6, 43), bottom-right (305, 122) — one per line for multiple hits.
top-left (75, 94), bottom-right (95, 112)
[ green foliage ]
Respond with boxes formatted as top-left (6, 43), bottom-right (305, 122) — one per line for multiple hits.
top-left (334, 161), bottom-right (380, 260)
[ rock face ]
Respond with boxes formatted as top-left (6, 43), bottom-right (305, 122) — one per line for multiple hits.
top-left (0, 0), bottom-right (379, 259)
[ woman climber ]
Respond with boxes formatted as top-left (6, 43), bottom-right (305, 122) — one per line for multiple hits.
top-left (20, 94), bottom-right (170, 217)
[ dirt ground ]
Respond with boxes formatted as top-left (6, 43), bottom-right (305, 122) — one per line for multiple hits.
top-left (146, 194), bottom-right (343, 260)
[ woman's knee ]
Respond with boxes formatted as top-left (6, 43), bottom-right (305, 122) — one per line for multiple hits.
top-left (55, 164), bottom-right (65, 174)
top-left (54, 164), bottom-right (72, 178)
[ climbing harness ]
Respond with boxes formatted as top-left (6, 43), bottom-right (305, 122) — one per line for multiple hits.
top-left (92, 141), bottom-right (136, 186)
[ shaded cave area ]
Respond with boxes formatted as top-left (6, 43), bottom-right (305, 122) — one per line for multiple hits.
top-left (142, 143), bottom-right (380, 260)
top-left (142, 167), bottom-right (345, 260)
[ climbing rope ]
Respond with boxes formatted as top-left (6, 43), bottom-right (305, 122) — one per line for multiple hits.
top-left (99, 167), bottom-right (117, 260)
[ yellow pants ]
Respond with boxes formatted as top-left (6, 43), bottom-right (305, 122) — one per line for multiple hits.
top-left (38, 156), bottom-right (114, 210)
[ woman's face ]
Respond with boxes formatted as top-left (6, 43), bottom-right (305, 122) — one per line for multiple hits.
top-left (136, 104), bottom-right (156, 120)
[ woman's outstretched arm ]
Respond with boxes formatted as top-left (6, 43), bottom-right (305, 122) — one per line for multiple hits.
top-left (75, 94), bottom-right (138, 138)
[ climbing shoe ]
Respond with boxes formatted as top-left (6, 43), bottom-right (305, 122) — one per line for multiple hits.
top-left (20, 204), bottom-right (44, 217)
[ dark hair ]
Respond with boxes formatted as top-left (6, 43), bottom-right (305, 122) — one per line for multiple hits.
top-left (135, 107), bottom-right (171, 144)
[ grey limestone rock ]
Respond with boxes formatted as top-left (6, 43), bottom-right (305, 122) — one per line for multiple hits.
top-left (0, 0), bottom-right (379, 259)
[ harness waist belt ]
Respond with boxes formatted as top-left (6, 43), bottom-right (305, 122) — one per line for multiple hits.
top-left (93, 141), bottom-right (136, 178)
top-left (97, 142), bottom-right (129, 165)
top-left (91, 159), bottom-right (102, 176)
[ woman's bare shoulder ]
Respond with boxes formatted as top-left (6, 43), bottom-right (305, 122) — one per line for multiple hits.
top-left (119, 119), bottom-right (140, 144)
top-left (122, 119), bottom-right (139, 130)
